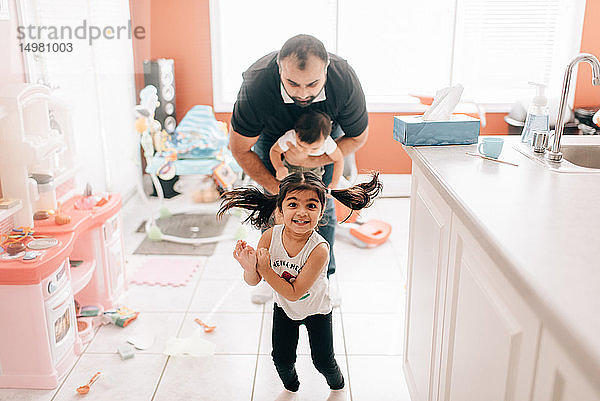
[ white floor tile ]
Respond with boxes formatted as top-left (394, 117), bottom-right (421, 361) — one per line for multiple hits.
top-left (51, 353), bottom-right (167, 401)
top-left (177, 312), bottom-right (263, 355)
top-left (382, 174), bottom-right (412, 198)
top-left (376, 199), bottom-right (410, 254)
top-left (86, 312), bottom-right (186, 355)
top-left (338, 281), bottom-right (406, 315)
top-left (253, 354), bottom-right (349, 401)
top-left (346, 355), bottom-right (411, 401)
top-left (120, 281), bottom-right (198, 313)
top-left (334, 241), bottom-right (404, 282)
top-left (342, 314), bottom-right (404, 356)
top-left (259, 310), bottom-right (345, 357)
top-left (153, 355), bottom-right (256, 401)
top-left (188, 279), bottom-right (263, 313)
top-left (201, 252), bottom-right (244, 280)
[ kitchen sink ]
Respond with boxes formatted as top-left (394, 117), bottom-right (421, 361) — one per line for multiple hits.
top-left (513, 137), bottom-right (600, 173)
top-left (560, 144), bottom-right (600, 169)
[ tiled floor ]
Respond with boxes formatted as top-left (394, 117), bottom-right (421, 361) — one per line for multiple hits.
top-left (0, 175), bottom-right (412, 401)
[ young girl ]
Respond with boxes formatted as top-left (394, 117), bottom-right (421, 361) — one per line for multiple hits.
top-left (218, 172), bottom-right (382, 401)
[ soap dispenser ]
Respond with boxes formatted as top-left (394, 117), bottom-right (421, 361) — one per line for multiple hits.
top-left (521, 82), bottom-right (550, 144)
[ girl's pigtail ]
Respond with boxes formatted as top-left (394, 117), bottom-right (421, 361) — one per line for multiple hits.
top-left (217, 187), bottom-right (278, 229)
top-left (330, 172), bottom-right (383, 211)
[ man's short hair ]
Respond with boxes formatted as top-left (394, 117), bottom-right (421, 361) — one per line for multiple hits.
top-left (278, 34), bottom-right (328, 70)
top-left (294, 110), bottom-right (332, 144)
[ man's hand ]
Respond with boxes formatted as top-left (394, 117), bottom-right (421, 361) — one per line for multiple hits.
top-left (230, 131), bottom-right (281, 194)
top-left (256, 248), bottom-right (271, 273)
top-left (233, 240), bottom-right (257, 272)
top-left (275, 167), bottom-right (290, 180)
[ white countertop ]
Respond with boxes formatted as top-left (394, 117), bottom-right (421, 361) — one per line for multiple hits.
top-left (404, 135), bottom-right (600, 376)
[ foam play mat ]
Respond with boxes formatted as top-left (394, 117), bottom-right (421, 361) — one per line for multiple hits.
top-left (129, 257), bottom-right (202, 287)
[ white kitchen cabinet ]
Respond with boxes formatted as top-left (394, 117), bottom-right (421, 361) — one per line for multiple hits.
top-left (403, 141), bottom-right (600, 401)
top-left (404, 165), bottom-right (453, 401)
top-left (532, 329), bottom-right (600, 401)
top-left (439, 216), bottom-right (540, 401)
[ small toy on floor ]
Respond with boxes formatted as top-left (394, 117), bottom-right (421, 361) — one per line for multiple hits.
top-left (76, 371), bottom-right (101, 394)
top-left (77, 317), bottom-right (95, 345)
top-left (78, 305), bottom-right (102, 317)
top-left (194, 318), bottom-right (216, 333)
top-left (117, 343), bottom-right (136, 360)
top-left (103, 306), bottom-right (139, 328)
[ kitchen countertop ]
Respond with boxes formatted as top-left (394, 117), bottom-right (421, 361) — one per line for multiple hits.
top-left (403, 135), bottom-right (600, 377)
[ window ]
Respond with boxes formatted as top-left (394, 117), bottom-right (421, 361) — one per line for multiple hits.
top-left (210, 0), bottom-right (586, 112)
top-left (17, 0), bottom-right (139, 196)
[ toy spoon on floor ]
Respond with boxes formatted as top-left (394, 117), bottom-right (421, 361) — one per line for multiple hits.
top-left (194, 318), bottom-right (216, 333)
top-left (76, 371), bottom-right (101, 394)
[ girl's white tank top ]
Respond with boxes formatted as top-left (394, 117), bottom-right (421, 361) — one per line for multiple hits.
top-left (268, 224), bottom-right (332, 320)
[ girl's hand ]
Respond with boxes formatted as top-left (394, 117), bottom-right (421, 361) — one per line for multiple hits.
top-left (233, 240), bottom-right (257, 272)
top-left (256, 248), bottom-right (271, 273)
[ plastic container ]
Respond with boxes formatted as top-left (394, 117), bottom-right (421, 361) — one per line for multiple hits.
top-left (521, 82), bottom-right (550, 144)
top-left (76, 317), bottom-right (95, 345)
top-left (31, 173), bottom-right (57, 211)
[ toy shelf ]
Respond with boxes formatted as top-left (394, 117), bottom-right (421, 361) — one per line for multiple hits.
top-left (70, 260), bottom-right (96, 295)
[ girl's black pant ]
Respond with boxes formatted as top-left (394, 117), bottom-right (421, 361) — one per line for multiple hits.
top-left (271, 303), bottom-right (345, 392)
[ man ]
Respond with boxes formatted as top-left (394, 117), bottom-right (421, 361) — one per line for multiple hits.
top-left (230, 34), bottom-right (368, 305)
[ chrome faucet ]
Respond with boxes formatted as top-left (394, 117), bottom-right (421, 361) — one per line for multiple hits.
top-left (547, 53), bottom-right (600, 162)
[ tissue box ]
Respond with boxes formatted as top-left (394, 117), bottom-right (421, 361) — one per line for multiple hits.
top-left (393, 114), bottom-right (480, 146)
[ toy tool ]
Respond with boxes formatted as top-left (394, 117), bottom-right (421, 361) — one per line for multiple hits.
top-left (194, 318), bottom-right (216, 333)
top-left (76, 371), bottom-right (101, 394)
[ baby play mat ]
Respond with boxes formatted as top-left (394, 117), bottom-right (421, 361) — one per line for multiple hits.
top-left (129, 257), bottom-right (201, 287)
top-left (134, 213), bottom-right (229, 256)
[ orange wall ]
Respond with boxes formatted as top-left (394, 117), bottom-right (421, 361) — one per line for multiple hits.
top-left (130, 0), bottom-right (214, 114)
top-left (131, 0), bottom-right (599, 174)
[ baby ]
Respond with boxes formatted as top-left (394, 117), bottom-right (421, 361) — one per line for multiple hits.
top-left (270, 110), bottom-right (344, 189)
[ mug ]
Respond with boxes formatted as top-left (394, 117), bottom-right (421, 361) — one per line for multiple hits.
top-left (478, 137), bottom-right (504, 159)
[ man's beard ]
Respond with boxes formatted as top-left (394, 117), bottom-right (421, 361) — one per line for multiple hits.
top-left (292, 97), bottom-right (315, 108)
top-left (284, 82), bottom-right (326, 108)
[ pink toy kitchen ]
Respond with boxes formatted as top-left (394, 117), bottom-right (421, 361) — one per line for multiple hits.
top-left (0, 84), bottom-right (127, 389)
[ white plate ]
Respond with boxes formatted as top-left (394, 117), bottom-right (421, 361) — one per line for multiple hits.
top-left (28, 238), bottom-right (59, 250)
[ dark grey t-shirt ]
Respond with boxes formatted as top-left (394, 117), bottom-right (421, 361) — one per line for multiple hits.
top-left (231, 51), bottom-right (368, 143)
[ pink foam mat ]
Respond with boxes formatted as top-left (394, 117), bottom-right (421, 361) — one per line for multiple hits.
top-left (129, 258), bottom-right (201, 287)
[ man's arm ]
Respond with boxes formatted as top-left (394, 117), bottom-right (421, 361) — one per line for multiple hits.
top-left (269, 142), bottom-right (289, 180)
top-left (329, 148), bottom-right (344, 189)
top-left (230, 130), bottom-right (280, 194)
top-left (283, 126), bottom-right (369, 168)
